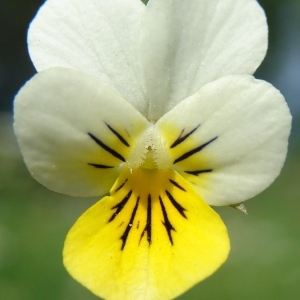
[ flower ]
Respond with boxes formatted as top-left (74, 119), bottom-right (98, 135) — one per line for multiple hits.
top-left (14, 0), bottom-right (291, 299)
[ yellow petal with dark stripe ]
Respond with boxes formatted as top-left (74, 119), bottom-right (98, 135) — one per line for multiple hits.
top-left (63, 168), bottom-right (230, 300)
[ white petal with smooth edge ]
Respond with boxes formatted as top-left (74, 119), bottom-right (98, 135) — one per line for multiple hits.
top-left (141, 0), bottom-right (268, 121)
top-left (157, 75), bottom-right (291, 206)
top-left (28, 0), bottom-right (148, 114)
top-left (14, 68), bottom-right (149, 197)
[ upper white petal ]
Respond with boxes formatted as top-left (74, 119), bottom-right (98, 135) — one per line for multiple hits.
top-left (157, 75), bottom-right (291, 206)
top-left (28, 0), bottom-right (148, 115)
top-left (141, 0), bottom-right (268, 120)
top-left (14, 68), bottom-right (149, 197)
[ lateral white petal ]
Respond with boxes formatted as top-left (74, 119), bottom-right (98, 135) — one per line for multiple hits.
top-left (157, 75), bottom-right (291, 206)
top-left (14, 68), bottom-right (149, 197)
top-left (28, 0), bottom-right (147, 114)
top-left (141, 0), bottom-right (268, 121)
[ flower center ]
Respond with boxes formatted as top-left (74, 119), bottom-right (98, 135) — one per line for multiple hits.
top-left (127, 124), bottom-right (172, 170)
top-left (141, 146), bottom-right (156, 169)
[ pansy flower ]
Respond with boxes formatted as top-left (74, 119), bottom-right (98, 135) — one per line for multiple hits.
top-left (14, 0), bottom-right (291, 299)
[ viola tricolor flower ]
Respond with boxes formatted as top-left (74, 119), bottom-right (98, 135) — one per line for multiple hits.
top-left (14, 0), bottom-right (291, 299)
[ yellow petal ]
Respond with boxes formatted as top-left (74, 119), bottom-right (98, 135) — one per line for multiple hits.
top-left (63, 168), bottom-right (230, 300)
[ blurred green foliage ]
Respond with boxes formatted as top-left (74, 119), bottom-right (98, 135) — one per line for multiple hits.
top-left (1, 0), bottom-right (300, 299)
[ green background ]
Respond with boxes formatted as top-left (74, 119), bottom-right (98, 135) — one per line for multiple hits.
top-left (1, 0), bottom-right (300, 299)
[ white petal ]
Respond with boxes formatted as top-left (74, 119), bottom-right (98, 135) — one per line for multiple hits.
top-left (141, 0), bottom-right (268, 121)
top-left (28, 0), bottom-right (148, 114)
top-left (157, 75), bottom-right (291, 206)
top-left (14, 68), bottom-right (149, 197)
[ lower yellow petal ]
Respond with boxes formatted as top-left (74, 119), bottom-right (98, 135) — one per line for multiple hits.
top-left (63, 168), bottom-right (230, 300)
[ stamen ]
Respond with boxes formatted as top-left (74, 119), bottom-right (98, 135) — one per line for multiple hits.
top-left (126, 124), bottom-right (172, 169)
